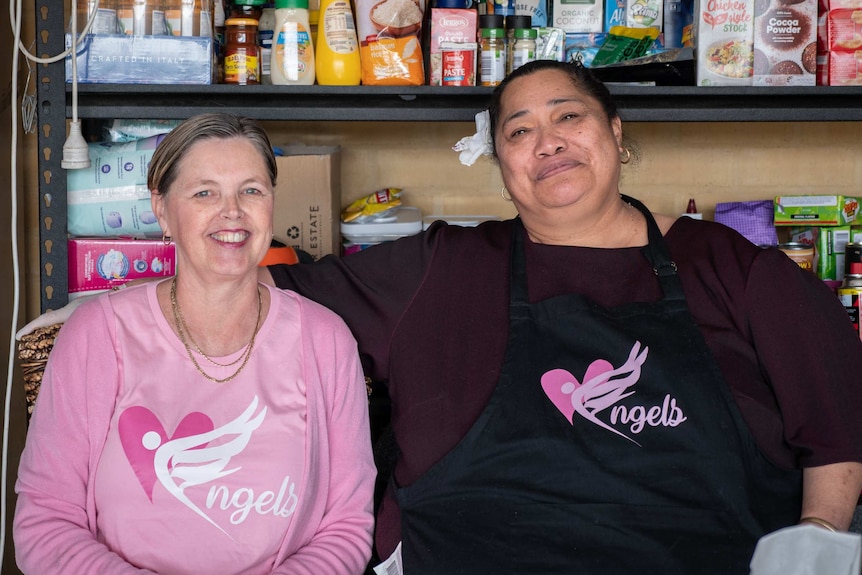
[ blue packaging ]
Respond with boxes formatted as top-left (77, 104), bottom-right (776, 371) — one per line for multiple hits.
top-left (662, 0), bottom-right (692, 48)
top-left (604, 0), bottom-right (626, 31)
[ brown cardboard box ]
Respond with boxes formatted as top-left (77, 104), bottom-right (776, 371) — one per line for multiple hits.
top-left (272, 146), bottom-right (341, 260)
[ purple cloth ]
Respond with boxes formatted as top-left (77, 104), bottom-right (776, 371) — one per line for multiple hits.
top-left (715, 200), bottom-right (779, 247)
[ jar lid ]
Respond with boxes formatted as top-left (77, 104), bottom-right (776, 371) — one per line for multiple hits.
top-left (225, 17), bottom-right (259, 25)
top-left (778, 242), bottom-right (813, 252)
top-left (479, 13), bottom-right (504, 28)
top-left (505, 14), bottom-right (531, 30)
top-left (514, 27), bottom-right (537, 38)
top-left (481, 27), bottom-right (505, 38)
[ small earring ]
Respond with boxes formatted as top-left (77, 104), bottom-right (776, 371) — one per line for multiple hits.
top-left (162, 232), bottom-right (172, 245)
top-left (620, 147), bottom-right (632, 165)
top-left (501, 187), bottom-right (512, 201)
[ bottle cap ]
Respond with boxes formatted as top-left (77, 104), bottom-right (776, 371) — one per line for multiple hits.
top-left (275, 0), bottom-right (308, 9)
top-left (479, 13), bottom-right (504, 29)
top-left (505, 14), bottom-right (531, 30)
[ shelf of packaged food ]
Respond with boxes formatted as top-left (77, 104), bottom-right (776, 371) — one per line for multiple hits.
top-left (67, 83), bottom-right (862, 123)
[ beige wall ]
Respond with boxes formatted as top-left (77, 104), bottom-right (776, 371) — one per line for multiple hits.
top-left (21, 119), bottom-right (862, 319)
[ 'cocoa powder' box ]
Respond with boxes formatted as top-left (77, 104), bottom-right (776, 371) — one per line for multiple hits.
top-left (752, 0), bottom-right (818, 84)
top-left (695, 0), bottom-right (756, 85)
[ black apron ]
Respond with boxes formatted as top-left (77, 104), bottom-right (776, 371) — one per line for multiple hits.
top-left (394, 197), bottom-right (802, 574)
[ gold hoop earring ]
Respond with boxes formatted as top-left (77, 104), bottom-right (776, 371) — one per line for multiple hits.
top-left (501, 187), bottom-right (512, 201)
top-left (162, 232), bottom-right (172, 245)
top-left (620, 147), bottom-right (632, 165)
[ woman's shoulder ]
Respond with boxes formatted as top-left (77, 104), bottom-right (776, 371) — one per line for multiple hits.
top-left (268, 283), bottom-right (351, 331)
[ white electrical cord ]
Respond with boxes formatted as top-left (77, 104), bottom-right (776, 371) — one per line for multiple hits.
top-left (3, 0), bottom-right (98, 570)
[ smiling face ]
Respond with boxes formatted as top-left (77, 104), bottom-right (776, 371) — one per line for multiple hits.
top-left (494, 68), bottom-right (624, 226)
top-left (151, 136), bottom-right (274, 285)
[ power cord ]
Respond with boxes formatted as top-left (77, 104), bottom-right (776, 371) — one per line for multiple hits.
top-left (3, 1), bottom-right (98, 571)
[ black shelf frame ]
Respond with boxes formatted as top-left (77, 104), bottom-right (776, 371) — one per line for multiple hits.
top-left (68, 83), bottom-right (862, 123)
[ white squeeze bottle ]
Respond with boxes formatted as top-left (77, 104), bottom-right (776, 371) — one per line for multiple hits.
top-left (272, 0), bottom-right (315, 84)
top-left (315, 0), bottom-right (360, 85)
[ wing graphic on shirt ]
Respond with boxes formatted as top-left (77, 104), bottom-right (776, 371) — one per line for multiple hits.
top-left (153, 396), bottom-right (267, 536)
top-left (570, 341), bottom-right (649, 446)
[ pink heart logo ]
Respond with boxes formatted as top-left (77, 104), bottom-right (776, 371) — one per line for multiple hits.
top-left (118, 406), bottom-right (214, 501)
top-left (541, 359), bottom-right (614, 423)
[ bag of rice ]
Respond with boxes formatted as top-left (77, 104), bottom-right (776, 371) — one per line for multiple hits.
top-left (356, 0), bottom-right (426, 85)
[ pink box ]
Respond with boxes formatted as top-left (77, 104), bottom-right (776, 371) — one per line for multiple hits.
top-left (68, 238), bottom-right (176, 297)
top-left (827, 48), bottom-right (862, 83)
top-left (429, 8), bottom-right (477, 86)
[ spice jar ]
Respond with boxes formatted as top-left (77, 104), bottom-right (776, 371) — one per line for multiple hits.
top-left (510, 26), bottom-right (537, 73)
top-left (224, 17), bottom-right (261, 84)
top-left (479, 14), bottom-right (506, 87)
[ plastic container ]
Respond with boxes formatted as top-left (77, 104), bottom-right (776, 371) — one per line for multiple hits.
top-left (271, 0), bottom-right (316, 84)
top-left (258, 4), bottom-right (276, 83)
top-left (341, 207), bottom-right (423, 254)
top-left (511, 27), bottom-right (536, 72)
top-left (315, 0), bottom-right (360, 84)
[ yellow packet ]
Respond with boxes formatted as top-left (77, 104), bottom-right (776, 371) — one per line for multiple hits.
top-left (342, 188), bottom-right (403, 222)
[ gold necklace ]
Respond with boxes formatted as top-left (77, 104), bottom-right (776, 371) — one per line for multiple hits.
top-left (170, 277), bottom-right (262, 383)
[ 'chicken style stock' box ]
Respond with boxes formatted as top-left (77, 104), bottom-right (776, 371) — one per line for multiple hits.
top-left (272, 146), bottom-right (341, 261)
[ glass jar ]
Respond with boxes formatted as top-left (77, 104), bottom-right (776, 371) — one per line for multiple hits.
top-left (480, 26), bottom-right (506, 86)
top-left (224, 17), bottom-right (261, 84)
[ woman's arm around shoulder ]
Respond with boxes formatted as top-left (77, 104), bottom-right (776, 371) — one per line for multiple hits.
top-left (14, 295), bottom-right (156, 574)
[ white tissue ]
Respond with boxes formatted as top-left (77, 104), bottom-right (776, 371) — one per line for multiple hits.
top-left (749, 523), bottom-right (862, 575)
top-left (452, 110), bottom-right (493, 167)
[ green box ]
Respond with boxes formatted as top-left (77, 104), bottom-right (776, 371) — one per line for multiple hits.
top-left (789, 225), bottom-right (860, 280)
top-left (774, 195), bottom-right (861, 226)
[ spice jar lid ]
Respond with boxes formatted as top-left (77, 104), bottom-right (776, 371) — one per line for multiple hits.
top-left (505, 14), bottom-right (531, 30)
top-left (479, 14), bottom-right (504, 29)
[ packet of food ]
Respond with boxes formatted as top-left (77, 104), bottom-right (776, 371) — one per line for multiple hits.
top-left (590, 25), bottom-right (660, 66)
top-left (356, 0), bottom-right (426, 85)
top-left (342, 188), bottom-right (403, 222)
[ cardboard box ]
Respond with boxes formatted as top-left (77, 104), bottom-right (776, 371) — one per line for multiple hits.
top-left (67, 136), bottom-right (165, 238)
top-left (271, 146), bottom-right (341, 260)
top-left (752, 0), bottom-right (817, 85)
top-left (68, 238), bottom-right (176, 298)
top-left (788, 225), bottom-right (857, 279)
top-left (553, 0), bottom-right (604, 33)
top-left (429, 8), bottom-right (478, 86)
top-left (774, 194), bottom-right (861, 226)
top-left (694, 0), bottom-right (755, 85)
top-left (65, 33), bottom-right (213, 84)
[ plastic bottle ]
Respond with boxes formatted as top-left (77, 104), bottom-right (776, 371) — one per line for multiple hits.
top-left (315, 0), bottom-right (360, 85)
top-left (271, 0), bottom-right (315, 85)
top-left (258, 4), bottom-right (276, 83)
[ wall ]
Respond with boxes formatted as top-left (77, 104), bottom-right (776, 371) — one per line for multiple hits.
top-left (260, 120), bottom-right (862, 225)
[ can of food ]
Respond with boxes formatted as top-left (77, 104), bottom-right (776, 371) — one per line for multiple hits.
top-left (845, 242), bottom-right (862, 277)
top-left (778, 242), bottom-right (814, 271)
top-left (838, 277), bottom-right (862, 339)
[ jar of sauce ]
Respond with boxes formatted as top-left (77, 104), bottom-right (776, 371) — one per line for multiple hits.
top-left (224, 17), bottom-right (261, 84)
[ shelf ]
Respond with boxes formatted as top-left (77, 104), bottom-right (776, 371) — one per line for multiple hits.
top-left (66, 83), bottom-right (862, 123)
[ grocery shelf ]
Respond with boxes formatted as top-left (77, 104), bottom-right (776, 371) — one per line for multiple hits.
top-left (67, 83), bottom-right (862, 123)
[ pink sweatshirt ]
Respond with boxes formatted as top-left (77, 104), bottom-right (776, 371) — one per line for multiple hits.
top-left (14, 282), bottom-right (375, 574)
